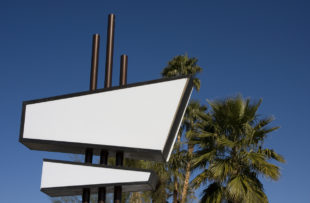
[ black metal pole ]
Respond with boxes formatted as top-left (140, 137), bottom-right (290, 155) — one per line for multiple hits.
top-left (98, 187), bottom-right (106, 203)
top-left (82, 188), bottom-right (91, 203)
top-left (90, 34), bottom-right (100, 91)
top-left (113, 54), bottom-right (128, 203)
top-left (83, 33), bottom-right (100, 203)
top-left (98, 13), bottom-right (116, 203)
top-left (98, 149), bottom-right (108, 203)
top-left (119, 55), bottom-right (128, 86)
top-left (85, 148), bottom-right (93, 163)
top-left (104, 13), bottom-right (115, 88)
top-left (114, 151), bottom-right (123, 203)
top-left (114, 185), bottom-right (122, 203)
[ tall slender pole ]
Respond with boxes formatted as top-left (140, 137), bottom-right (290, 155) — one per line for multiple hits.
top-left (98, 13), bottom-right (116, 203)
top-left (82, 189), bottom-right (91, 203)
top-left (119, 55), bottom-right (128, 86)
top-left (104, 13), bottom-right (115, 88)
top-left (83, 33), bottom-right (100, 203)
top-left (98, 149), bottom-right (108, 203)
top-left (114, 54), bottom-right (128, 203)
top-left (90, 34), bottom-right (100, 91)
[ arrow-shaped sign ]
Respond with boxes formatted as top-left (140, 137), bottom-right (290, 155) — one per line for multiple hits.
top-left (20, 76), bottom-right (193, 162)
top-left (41, 159), bottom-right (158, 197)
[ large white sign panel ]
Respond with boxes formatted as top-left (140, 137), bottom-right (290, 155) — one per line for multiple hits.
top-left (41, 159), bottom-right (158, 197)
top-left (20, 76), bottom-right (193, 162)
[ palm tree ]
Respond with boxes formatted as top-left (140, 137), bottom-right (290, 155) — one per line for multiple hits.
top-left (161, 54), bottom-right (202, 91)
top-left (192, 95), bottom-right (285, 203)
top-left (161, 54), bottom-right (203, 203)
top-left (181, 101), bottom-right (207, 203)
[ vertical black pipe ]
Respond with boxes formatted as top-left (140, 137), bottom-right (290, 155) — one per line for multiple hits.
top-left (85, 148), bottom-right (93, 163)
top-left (82, 188), bottom-right (91, 203)
top-left (83, 33), bottom-right (100, 203)
top-left (113, 54), bottom-right (128, 203)
top-left (119, 55), bottom-right (128, 86)
top-left (90, 34), bottom-right (100, 91)
top-left (104, 13), bottom-right (115, 88)
top-left (115, 151), bottom-right (124, 166)
top-left (98, 14), bottom-right (115, 203)
top-left (100, 150), bottom-right (109, 165)
top-left (116, 55), bottom-right (127, 164)
top-left (98, 187), bottom-right (106, 203)
top-left (114, 186), bottom-right (122, 203)
top-left (98, 150), bottom-right (108, 203)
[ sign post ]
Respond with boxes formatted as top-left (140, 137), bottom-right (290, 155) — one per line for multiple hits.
top-left (98, 13), bottom-right (116, 203)
top-left (114, 54), bottom-right (128, 203)
top-left (19, 14), bottom-right (194, 202)
top-left (82, 33), bottom-right (100, 203)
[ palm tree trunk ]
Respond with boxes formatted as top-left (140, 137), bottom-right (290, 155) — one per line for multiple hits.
top-left (177, 131), bottom-right (181, 144)
top-left (173, 176), bottom-right (179, 203)
top-left (130, 192), bottom-right (143, 203)
top-left (172, 130), bottom-right (182, 203)
top-left (180, 144), bottom-right (194, 203)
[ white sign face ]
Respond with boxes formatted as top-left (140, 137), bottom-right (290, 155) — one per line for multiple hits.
top-left (41, 159), bottom-right (158, 197)
top-left (20, 76), bottom-right (193, 162)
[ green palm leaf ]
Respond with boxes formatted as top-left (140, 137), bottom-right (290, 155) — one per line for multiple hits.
top-left (192, 95), bottom-right (284, 203)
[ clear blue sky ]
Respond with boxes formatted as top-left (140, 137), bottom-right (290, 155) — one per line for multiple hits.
top-left (0, 0), bottom-right (309, 202)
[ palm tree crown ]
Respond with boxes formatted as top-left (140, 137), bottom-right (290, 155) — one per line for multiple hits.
top-left (161, 54), bottom-right (202, 91)
top-left (192, 95), bottom-right (285, 203)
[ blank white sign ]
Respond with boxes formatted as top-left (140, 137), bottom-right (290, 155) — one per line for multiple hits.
top-left (41, 159), bottom-right (157, 197)
top-left (21, 77), bottom-right (193, 161)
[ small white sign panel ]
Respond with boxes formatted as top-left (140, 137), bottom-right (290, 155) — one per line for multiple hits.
top-left (41, 159), bottom-right (158, 197)
top-left (20, 77), bottom-right (193, 161)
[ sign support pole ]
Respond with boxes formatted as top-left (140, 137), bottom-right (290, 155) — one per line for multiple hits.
top-left (119, 54), bottom-right (128, 86)
top-left (104, 13), bottom-right (115, 88)
top-left (114, 54), bottom-right (128, 203)
top-left (98, 13), bottom-right (115, 203)
top-left (82, 33), bottom-right (100, 203)
top-left (98, 150), bottom-right (108, 203)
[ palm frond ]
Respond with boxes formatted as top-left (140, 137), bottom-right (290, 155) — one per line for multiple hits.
top-left (209, 158), bottom-right (234, 182)
top-left (260, 148), bottom-right (285, 163)
top-left (161, 54), bottom-right (203, 91)
top-left (192, 94), bottom-right (284, 203)
top-left (200, 182), bottom-right (224, 203)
